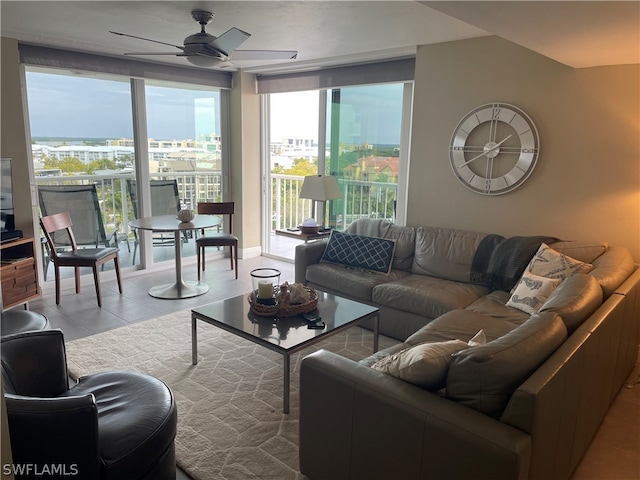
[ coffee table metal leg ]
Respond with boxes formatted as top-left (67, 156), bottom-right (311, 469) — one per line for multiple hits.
top-left (373, 313), bottom-right (380, 353)
top-left (192, 317), bottom-right (198, 365)
top-left (283, 353), bottom-right (290, 414)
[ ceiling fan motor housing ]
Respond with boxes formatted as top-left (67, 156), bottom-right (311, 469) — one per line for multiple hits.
top-left (191, 10), bottom-right (214, 26)
top-left (184, 32), bottom-right (217, 45)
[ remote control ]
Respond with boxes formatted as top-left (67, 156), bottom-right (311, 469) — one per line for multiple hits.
top-left (307, 322), bottom-right (326, 329)
top-left (301, 312), bottom-right (321, 323)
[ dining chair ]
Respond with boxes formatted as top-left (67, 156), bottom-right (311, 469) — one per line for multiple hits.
top-left (196, 202), bottom-right (238, 280)
top-left (37, 184), bottom-right (125, 249)
top-left (38, 184), bottom-right (129, 276)
top-left (40, 211), bottom-right (123, 307)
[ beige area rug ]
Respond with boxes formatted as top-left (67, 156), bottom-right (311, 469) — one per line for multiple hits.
top-left (65, 309), bottom-right (398, 480)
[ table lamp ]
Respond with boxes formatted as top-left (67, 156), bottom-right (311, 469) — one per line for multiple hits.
top-left (299, 175), bottom-right (341, 228)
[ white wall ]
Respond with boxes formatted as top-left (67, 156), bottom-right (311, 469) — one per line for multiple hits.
top-left (408, 36), bottom-right (639, 261)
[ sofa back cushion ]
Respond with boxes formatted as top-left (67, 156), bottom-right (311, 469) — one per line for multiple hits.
top-left (539, 274), bottom-right (603, 334)
top-left (345, 218), bottom-right (416, 271)
top-left (548, 241), bottom-right (634, 298)
top-left (445, 312), bottom-right (567, 417)
top-left (587, 245), bottom-right (635, 299)
top-left (411, 227), bottom-right (486, 282)
top-left (548, 240), bottom-right (607, 264)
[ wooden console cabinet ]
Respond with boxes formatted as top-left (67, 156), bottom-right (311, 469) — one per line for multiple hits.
top-left (1, 237), bottom-right (40, 310)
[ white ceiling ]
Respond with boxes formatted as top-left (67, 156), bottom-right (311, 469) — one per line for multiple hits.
top-left (1, 1), bottom-right (638, 73)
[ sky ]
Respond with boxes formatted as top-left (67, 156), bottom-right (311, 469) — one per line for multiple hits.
top-left (25, 70), bottom-right (404, 144)
top-left (25, 71), bottom-right (218, 140)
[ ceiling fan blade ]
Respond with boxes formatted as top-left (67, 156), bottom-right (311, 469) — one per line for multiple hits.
top-left (231, 50), bottom-right (298, 61)
top-left (208, 27), bottom-right (251, 56)
top-left (109, 31), bottom-right (183, 50)
top-left (124, 52), bottom-right (183, 56)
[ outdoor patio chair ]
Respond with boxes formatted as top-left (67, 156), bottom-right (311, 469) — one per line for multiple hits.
top-left (196, 202), bottom-right (238, 280)
top-left (40, 211), bottom-right (123, 307)
top-left (127, 179), bottom-right (187, 264)
top-left (38, 184), bottom-right (129, 276)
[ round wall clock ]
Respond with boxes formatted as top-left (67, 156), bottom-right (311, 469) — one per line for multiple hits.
top-left (449, 102), bottom-right (539, 195)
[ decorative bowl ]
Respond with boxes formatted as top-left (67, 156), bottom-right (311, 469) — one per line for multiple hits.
top-left (177, 209), bottom-right (195, 223)
top-left (299, 225), bottom-right (320, 234)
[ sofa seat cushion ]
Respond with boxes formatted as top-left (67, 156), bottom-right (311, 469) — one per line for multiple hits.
top-left (446, 312), bottom-right (568, 417)
top-left (465, 291), bottom-right (531, 325)
top-left (306, 263), bottom-right (409, 301)
top-left (372, 274), bottom-right (489, 320)
top-left (406, 309), bottom-right (523, 345)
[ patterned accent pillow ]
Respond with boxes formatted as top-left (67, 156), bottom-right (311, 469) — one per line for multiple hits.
top-left (526, 243), bottom-right (593, 280)
top-left (371, 330), bottom-right (486, 390)
top-left (321, 230), bottom-right (396, 274)
top-left (507, 271), bottom-right (562, 314)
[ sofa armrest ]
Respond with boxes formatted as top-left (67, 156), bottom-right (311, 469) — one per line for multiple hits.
top-left (294, 240), bottom-right (328, 284)
top-left (300, 350), bottom-right (531, 480)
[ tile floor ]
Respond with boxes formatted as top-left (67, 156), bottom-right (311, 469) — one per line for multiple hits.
top-left (9, 254), bottom-right (640, 480)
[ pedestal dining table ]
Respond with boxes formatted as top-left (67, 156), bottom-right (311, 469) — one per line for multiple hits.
top-left (129, 214), bottom-right (221, 299)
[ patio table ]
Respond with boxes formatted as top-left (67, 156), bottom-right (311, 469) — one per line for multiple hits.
top-left (129, 214), bottom-right (221, 299)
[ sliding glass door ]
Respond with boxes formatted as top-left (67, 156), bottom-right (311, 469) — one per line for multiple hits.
top-left (264, 91), bottom-right (320, 258)
top-left (326, 83), bottom-right (406, 230)
top-left (263, 82), bottom-right (412, 260)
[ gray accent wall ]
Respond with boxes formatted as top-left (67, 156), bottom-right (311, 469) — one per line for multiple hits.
top-left (408, 36), bottom-right (639, 261)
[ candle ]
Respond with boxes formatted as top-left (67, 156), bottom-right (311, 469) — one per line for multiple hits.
top-left (258, 280), bottom-right (273, 299)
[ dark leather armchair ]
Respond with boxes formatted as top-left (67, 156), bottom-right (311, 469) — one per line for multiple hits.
top-left (1, 330), bottom-right (177, 480)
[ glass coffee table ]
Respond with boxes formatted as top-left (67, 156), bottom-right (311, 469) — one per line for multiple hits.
top-left (191, 291), bottom-right (380, 413)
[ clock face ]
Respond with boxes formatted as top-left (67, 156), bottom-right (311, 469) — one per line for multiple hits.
top-left (449, 103), bottom-right (539, 195)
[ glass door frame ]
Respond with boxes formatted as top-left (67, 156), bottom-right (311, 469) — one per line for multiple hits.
top-left (260, 82), bottom-right (413, 261)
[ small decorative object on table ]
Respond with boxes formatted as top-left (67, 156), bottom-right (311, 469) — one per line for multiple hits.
top-left (250, 268), bottom-right (281, 305)
top-left (177, 209), bottom-right (195, 223)
top-left (248, 281), bottom-right (319, 317)
top-left (298, 218), bottom-right (320, 235)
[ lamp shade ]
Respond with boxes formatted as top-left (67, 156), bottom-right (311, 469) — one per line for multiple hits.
top-left (299, 175), bottom-right (341, 201)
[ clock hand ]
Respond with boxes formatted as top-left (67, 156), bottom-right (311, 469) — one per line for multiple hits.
top-left (459, 134), bottom-right (513, 166)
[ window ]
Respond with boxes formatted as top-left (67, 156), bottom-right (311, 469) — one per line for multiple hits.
top-left (326, 84), bottom-right (405, 229)
top-left (145, 82), bottom-right (223, 208)
top-left (24, 66), bottom-right (227, 278)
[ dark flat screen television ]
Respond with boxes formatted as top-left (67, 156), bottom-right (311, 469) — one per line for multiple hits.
top-left (1, 157), bottom-right (23, 242)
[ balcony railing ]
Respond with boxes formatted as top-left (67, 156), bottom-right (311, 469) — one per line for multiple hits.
top-left (271, 174), bottom-right (398, 230)
top-left (35, 173), bottom-right (398, 241)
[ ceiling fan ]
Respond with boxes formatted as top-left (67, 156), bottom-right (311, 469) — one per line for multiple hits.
top-left (110, 10), bottom-right (297, 68)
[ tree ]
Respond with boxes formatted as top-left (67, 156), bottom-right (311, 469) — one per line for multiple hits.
top-left (271, 157), bottom-right (317, 176)
top-left (43, 156), bottom-right (86, 174)
top-left (87, 158), bottom-right (117, 174)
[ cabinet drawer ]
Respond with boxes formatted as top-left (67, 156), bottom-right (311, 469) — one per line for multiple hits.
top-left (1, 237), bottom-right (40, 310)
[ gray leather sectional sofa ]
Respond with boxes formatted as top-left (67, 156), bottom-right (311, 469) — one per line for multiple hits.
top-left (295, 219), bottom-right (640, 480)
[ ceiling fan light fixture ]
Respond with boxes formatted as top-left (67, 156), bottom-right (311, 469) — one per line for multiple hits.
top-left (186, 55), bottom-right (222, 67)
